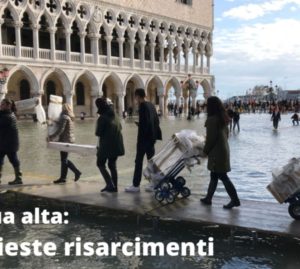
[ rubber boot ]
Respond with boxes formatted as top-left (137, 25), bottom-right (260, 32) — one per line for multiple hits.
top-left (99, 166), bottom-right (114, 192)
top-left (109, 164), bottom-right (118, 192)
top-left (223, 179), bottom-right (240, 209)
top-left (9, 167), bottom-right (23, 185)
top-left (54, 162), bottom-right (68, 184)
top-left (201, 178), bottom-right (218, 205)
top-left (67, 160), bottom-right (81, 182)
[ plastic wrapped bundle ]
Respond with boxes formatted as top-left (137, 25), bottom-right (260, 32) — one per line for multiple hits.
top-left (47, 95), bottom-right (63, 137)
top-left (47, 142), bottom-right (97, 156)
top-left (15, 97), bottom-right (46, 124)
top-left (267, 158), bottom-right (300, 203)
top-left (143, 130), bottom-right (206, 185)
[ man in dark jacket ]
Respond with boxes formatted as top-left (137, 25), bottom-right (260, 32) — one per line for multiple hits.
top-left (0, 99), bottom-right (23, 185)
top-left (125, 88), bottom-right (162, 192)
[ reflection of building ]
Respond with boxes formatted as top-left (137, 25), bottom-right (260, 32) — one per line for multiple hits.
top-left (0, 0), bottom-right (214, 116)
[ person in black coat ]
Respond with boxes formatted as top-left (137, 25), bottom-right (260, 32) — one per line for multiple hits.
top-left (125, 88), bottom-right (162, 192)
top-left (0, 99), bottom-right (23, 185)
top-left (271, 106), bottom-right (281, 130)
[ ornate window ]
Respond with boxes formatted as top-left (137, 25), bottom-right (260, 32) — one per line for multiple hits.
top-left (11, 0), bottom-right (23, 7)
top-left (46, 0), bottom-right (57, 14)
top-left (77, 5), bottom-right (87, 20)
top-left (62, 2), bottom-right (73, 17)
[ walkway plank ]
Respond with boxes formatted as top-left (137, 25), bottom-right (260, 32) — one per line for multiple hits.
top-left (1, 179), bottom-right (300, 238)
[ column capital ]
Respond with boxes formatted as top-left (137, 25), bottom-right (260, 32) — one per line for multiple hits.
top-left (79, 32), bottom-right (87, 38)
top-left (32, 24), bottom-right (41, 31)
top-left (140, 41), bottom-right (146, 46)
top-left (48, 27), bottom-right (57, 34)
top-left (117, 92), bottom-right (125, 98)
top-left (14, 21), bottom-right (23, 28)
top-left (105, 35), bottom-right (113, 42)
top-left (117, 37), bottom-right (125, 44)
top-left (88, 33), bottom-right (100, 39)
top-left (64, 29), bottom-right (72, 36)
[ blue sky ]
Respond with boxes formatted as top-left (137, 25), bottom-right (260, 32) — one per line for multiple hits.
top-left (212, 0), bottom-right (300, 99)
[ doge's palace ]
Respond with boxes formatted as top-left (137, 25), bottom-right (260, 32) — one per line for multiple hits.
top-left (0, 0), bottom-right (214, 116)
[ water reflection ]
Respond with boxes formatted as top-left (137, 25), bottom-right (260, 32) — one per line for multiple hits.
top-left (2, 113), bottom-right (299, 202)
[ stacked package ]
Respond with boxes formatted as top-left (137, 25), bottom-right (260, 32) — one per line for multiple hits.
top-left (267, 158), bottom-right (300, 203)
top-left (15, 97), bottom-right (46, 124)
top-left (143, 130), bottom-right (206, 185)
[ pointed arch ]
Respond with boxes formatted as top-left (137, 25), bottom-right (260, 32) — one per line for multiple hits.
top-left (5, 65), bottom-right (40, 95)
top-left (41, 68), bottom-right (72, 96)
top-left (72, 70), bottom-right (99, 96)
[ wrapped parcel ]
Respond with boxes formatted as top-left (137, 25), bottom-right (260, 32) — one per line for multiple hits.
top-left (143, 130), bottom-right (206, 186)
top-left (15, 97), bottom-right (46, 124)
top-left (47, 95), bottom-right (63, 137)
top-left (267, 158), bottom-right (300, 203)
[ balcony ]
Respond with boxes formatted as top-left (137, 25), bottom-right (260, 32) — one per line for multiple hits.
top-left (1, 45), bottom-right (211, 76)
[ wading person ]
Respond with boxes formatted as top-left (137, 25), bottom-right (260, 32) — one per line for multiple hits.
top-left (125, 88), bottom-right (162, 192)
top-left (201, 96), bottom-right (240, 209)
top-left (0, 99), bottom-right (23, 185)
top-left (291, 112), bottom-right (299, 126)
top-left (232, 107), bottom-right (240, 132)
top-left (48, 104), bottom-right (81, 184)
top-left (271, 106), bottom-right (281, 130)
top-left (95, 98), bottom-right (124, 192)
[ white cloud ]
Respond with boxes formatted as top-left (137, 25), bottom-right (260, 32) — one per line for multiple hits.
top-left (223, 0), bottom-right (300, 20)
top-left (214, 18), bottom-right (300, 61)
top-left (213, 18), bottom-right (300, 95)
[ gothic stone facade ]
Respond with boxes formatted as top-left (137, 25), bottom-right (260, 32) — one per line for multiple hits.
top-left (0, 0), bottom-right (214, 116)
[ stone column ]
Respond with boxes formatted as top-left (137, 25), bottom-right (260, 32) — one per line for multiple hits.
top-left (91, 95), bottom-right (99, 117)
top-left (0, 84), bottom-right (6, 101)
top-left (32, 24), bottom-right (40, 59)
top-left (49, 27), bottom-right (56, 61)
top-left (118, 93), bottom-right (125, 116)
top-left (15, 21), bottom-right (23, 58)
top-left (65, 92), bottom-right (73, 108)
top-left (150, 41), bottom-right (155, 70)
top-left (65, 29), bottom-right (71, 63)
top-left (177, 40), bottom-right (183, 73)
top-left (176, 94), bottom-right (181, 108)
top-left (0, 19), bottom-right (3, 57)
top-left (117, 37), bottom-right (124, 67)
top-left (206, 55), bottom-right (211, 73)
top-left (200, 53), bottom-right (204, 73)
top-left (129, 39), bottom-right (135, 68)
top-left (106, 35), bottom-right (112, 66)
top-left (168, 42), bottom-right (173, 72)
top-left (89, 33), bottom-right (99, 65)
top-left (160, 44), bottom-right (164, 71)
top-left (140, 41), bottom-right (146, 69)
top-left (79, 32), bottom-right (86, 64)
top-left (159, 95), bottom-right (164, 116)
top-left (192, 48), bottom-right (197, 74)
top-left (184, 47), bottom-right (189, 73)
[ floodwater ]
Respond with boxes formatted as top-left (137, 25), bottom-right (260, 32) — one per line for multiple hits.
top-left (3, 112), bottom-right (300, 201)
top-left (1, 113), bottom-right (300, 269)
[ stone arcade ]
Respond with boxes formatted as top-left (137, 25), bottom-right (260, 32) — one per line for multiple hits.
top-left (0, 0), bottom-right (215, 117)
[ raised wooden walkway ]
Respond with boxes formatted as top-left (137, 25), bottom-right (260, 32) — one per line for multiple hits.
top-left (1, 177), bottom-right (299, 238)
